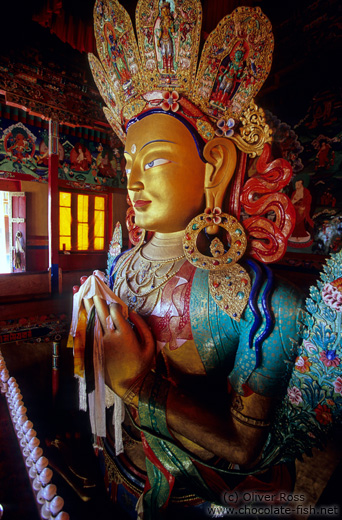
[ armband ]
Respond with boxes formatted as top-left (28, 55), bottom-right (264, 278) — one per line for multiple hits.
top-left (230, 406), bottom-right (271, 428)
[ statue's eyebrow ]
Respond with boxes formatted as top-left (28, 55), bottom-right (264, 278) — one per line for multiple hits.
top-left (140, 139), bottom-right (175, 152)
top-left (124, 139), bottom-right (175, 157)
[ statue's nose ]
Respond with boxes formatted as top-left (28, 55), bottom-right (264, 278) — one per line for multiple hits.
top-left (128, 180), bottom-right (144, 192)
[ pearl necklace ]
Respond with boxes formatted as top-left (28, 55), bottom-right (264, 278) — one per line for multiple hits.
top-left (114, 243), bottom-right (185, 312)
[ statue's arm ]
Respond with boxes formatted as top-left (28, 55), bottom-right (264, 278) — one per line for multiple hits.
top-left (141, 277), bottom-right (303, 467)
top-left (164, 380), bottom-right (274, 467)
top-left (97, 300), bottom-right (271, 466)
top-left (95, 277), bottom-right (303, 468)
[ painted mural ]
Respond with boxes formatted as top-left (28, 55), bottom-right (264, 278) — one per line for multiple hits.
top-left (264, 88), bottom-right (342, 257)
top-left (0, 118), bottom-right (127, 190)
top-left (292, 89), bottom-right (342, 256)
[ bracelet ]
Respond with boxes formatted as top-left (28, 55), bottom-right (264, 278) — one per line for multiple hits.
top-left (230, 406), bottom-right (271, 428)
top-left (122, 371), bottom-right (151, 408)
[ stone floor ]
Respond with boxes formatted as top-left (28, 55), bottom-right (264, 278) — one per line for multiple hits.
top-left (1, 339), bottom-right (342, 520)
top-left (293, 439), bottom-right (342, 519)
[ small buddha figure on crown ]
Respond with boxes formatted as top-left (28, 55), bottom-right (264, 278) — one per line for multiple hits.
top-left (158, 1), bottom-right (175, 73)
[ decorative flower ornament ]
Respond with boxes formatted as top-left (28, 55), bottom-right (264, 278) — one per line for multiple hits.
top-left (215, 118), bottom-right (235, 137)
top-left (322, 277), bottom-right (342, 311)
top-left (294, 355), bottom-right (311, 374)
top-left (303, 339), bottom-right (317, 353)
top-left (161, 91), bottom-right (180, 112)
top-left (204, 207), bottom-right (222, 224)
top-left (320, 350), bottom-right (340, 368)
top-left (333, 376), bottom-right (342, 395)
top-left (314, 404), bottom-right (333, 425)
top-left (287, 386), bottom-right (303, 405)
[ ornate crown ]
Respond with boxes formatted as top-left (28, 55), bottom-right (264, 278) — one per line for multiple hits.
top-left (89, 0), bottom-right (274, 154)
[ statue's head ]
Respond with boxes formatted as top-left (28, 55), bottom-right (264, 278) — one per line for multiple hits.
top-left (160, 1), bottom-right (171, 16)
top-left (90, 0), bottom-right (297, 264)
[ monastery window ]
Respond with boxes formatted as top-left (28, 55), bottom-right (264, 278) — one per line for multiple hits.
top-left (59, 191), bottom-right (106, 252)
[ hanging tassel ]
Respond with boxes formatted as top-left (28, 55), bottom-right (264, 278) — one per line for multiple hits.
top-left (135, 492), bottom-right (144, 520)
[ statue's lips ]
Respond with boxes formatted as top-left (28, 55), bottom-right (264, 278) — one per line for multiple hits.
top-left (134, 200), bottom-right (151, 208)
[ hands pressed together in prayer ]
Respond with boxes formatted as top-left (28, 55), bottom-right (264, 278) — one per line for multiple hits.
top-left (92, 297), bottom-right (156, 403)
top-left (79, 290), bottom-right (271, 466)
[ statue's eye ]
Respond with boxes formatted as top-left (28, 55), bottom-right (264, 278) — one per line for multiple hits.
top-left (144, 158), bottom-right (169, 170)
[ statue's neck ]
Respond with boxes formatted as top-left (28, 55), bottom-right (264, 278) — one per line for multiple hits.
top-left (141, 231), bottom-right (185, 261)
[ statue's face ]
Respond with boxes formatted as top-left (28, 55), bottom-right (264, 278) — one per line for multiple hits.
top-left (125, 113), bottom-right (206, 233)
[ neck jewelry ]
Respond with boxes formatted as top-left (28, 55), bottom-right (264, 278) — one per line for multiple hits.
top-left (114, 243), bottom-right (185, 312)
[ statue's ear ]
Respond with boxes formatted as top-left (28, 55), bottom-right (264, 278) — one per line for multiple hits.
top-left (203, 137), bottom-right (237, 210)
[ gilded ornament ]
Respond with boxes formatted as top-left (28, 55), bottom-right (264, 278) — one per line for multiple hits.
top-left (89, 0), bottom-right (275, 148)
top-left (182, 208), bottom-right (251, 321)
top-left (208, 265), bottom-right (251, 322)
top-left (183, 209), bottom-right (248, 270)
top-left (103, 107), bottom-right (126, 143)
top-left (123, 99), bottom-right (148, 122)
top-left (114, 243), bottom-right (185, 313)
top-left (230, 101), bottom-right (273, 157)
top-left (196, 120), bottom-right (215, 141)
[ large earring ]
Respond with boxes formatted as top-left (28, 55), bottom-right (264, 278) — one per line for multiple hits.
top-left (183, 207), bottom-right (247, 269)
top-left (182, 207), bottom-right (251, 322)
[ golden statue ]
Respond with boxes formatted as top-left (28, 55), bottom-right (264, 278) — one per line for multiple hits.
top-left (68, 1), bottom-right (342, 518)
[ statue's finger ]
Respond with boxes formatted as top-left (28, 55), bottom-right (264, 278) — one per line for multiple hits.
top-left (83, 297), bottom-right (94, 315)
top-left (93, 295), bottom-right (110, 331)
top-left (109, 302), bottom-right (128, 333)
top-left (128, 311), bottom-right (154, 350)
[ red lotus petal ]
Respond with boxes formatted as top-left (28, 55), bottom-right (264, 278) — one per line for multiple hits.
top-left (171, 102), bottom-right (179, 112)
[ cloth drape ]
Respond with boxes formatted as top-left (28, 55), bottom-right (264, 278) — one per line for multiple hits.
top-left (68, 271), bottom-right (128, 453)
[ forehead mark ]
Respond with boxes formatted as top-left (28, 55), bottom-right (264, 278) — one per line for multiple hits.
top-left (131, 144), bottom-right (136, 154)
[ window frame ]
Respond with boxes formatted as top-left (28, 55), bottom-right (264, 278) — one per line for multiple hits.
top-left (58, 189), bottom-right (108, 253)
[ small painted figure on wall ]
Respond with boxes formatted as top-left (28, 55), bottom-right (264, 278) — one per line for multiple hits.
top-left (288, 175), bottom-right (314, 248)
top-left (70, 142), bottom-right (92, 172)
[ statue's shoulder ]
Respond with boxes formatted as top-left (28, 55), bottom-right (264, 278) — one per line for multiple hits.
top-left (190, 260), bottom-right (305, 342)
top-left (225, 261), bottom-right (305, 397)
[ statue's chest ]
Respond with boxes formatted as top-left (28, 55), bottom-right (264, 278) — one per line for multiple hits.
top-left (114, 257), bottom-right (238, 376)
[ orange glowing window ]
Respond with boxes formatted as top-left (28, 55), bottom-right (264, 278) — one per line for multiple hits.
top-left (77, 194), bottom-right (89, 250)
top-left (94, 196), bottom-right (105, 250)
top-left (59, 192), bottom-right (71, 251)
top-left (59, 191), bottom-right (107, 252)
